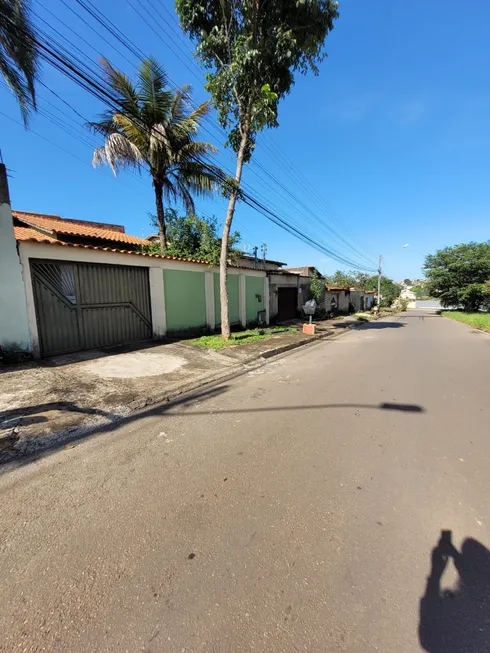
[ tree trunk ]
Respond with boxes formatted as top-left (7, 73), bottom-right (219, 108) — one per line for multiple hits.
top-left (153, 179), bottom-right (167, 252)
top-left (220, 127), bottom-right (249, 339)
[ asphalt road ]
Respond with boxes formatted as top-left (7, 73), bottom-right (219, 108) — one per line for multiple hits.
top-left (1, 312), bottom-right (490, 653)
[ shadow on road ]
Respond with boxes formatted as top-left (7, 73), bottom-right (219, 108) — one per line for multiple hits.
top-left (0, 385), bottom-right (229, 469)
top-left (334, 320), bottom-right (406, 329)
top-left (0, 401), bottom-right (113, 428)
top-left (419, 531), bottom-right (490, 652)
top-left (178, 400), bottom-right (425, 417)
top-left (1, 381), bottom-right (425, 472)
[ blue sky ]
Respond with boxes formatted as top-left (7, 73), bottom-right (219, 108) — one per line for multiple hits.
top-left (1, 0), bottom-right (489, 281)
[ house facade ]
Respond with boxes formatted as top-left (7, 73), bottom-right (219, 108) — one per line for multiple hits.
top-left (0, 174), bottom-right (270, 358)
top-left (324, 286), bottom-right (351, 314)
top-left (268, 266), bottom-right (324, 322)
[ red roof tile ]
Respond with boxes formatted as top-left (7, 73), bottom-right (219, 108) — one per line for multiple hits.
top-left (12, 211), bottom-right (148, 246)
top-left (15, 228), bottom-right (215, 265)
top-left (14, 226), bottom-right (60, 244)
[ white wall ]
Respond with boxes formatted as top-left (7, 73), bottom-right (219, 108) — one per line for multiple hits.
top-left (0, 166), bottom-right (31, 352)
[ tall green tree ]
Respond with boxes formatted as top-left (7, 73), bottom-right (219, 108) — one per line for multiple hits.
top-left (147, 209), bottom-right (241, 265)
top-left (325, 270), bottom-right (401, 306)
top-left (364, 275), bottom-right (400, 306)
top-left (89, 57), bottom-right (220, 251)
top-left (176, 0), bottom-right (339, 339)
top-left (424, 242), bottom-right (490, 311)
top-left (324, 270), bottom-right (357, 288)
top-left (0, 0), bottom-right (39, 125)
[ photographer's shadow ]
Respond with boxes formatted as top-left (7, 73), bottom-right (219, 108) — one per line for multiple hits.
top-left (419, 531), bottom-right (490, 652)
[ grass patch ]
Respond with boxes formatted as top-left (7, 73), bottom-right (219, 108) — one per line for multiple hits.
top-left (190, 327), bottom-right (297, 350)
top-left (442, 311), bottom-right (490, 332)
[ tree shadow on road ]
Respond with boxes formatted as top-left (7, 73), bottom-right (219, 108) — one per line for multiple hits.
top-left (0, 402), bottom-right (113, 428)
top-left (419, 531), bottom-right (490, 653)
top-left (333, 321), bottom-right (406, 329)
top-left (180, 400), bottom-right (425, 417)
top-left (1, 385), bottom-right (425, 472)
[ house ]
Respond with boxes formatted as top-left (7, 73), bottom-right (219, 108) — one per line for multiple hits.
top-left (147, 234), bottom-right (286, 272)
top-left (400, 287), bottom-right (416, 300)
top-left (349, 288), bottom-right (377, 312)
top-left (268, 266), bottom-right (324, 322)
top-left (0, 168), bottom-right (271, 358)
top-left (324, 286), bottom-right (351, 314)
top-left (364, 290), bottom-right (377, 309)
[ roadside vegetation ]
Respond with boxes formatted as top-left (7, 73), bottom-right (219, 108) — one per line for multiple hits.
top-left (144, 210), bottom-right (241, 265)
top-left (324, 270), bottom-right (401, 307)
top-left (424, 242), bottom-right (490, 311)
top-left (190, 327), bottom-right (296, 350)
top-left (442, 312), bottom-right (490, 333)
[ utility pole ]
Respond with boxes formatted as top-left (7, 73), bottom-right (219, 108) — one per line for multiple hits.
top-left (261, 243), bottom-right (267, 270)
top-left (377, 254), bottom-right (383, 309)
top-left (252, 245), bottom-right (258, 270)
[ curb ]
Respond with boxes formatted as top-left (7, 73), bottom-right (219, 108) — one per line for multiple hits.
top-left (128, 329), bottom-right (337, 411)
top-left (1, 328), bottom-right (342, 466)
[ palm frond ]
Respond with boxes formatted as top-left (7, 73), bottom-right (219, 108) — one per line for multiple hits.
top-left (89, 57), bottom-right (221, 218)
top-left (177, 140), bottom-right (218, 162)
top-left (0, 0), bottom-right (39, 125)
top-left (162, 176), bottom-right (178, 205)
top-left (87, 117), bottom-right (118, 137)
top-left (170, 101), bottom-right (212, 142)
top-left (92, 133), bottom-right (143, 175)
top-left (176, 162), bottom-right (221, 195)
top-left (138, 57), bottom-right (173, 124)
top-left (99, 57), bottom-right (140, 115)
top-left (174, 174), bottom-right (196, 215)
top-left (169, 84), bottom-right (192, 124)
top-left (186, 99), bottom-right (212, 124)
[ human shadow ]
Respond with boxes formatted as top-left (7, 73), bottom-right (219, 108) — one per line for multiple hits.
top-left (419, 531), bottom-right (490, 652)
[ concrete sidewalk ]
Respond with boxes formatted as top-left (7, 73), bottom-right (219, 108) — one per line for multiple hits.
top-left (0, 325), bottom-right (339, 462)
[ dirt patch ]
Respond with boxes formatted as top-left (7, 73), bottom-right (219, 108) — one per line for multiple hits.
top-left (82, 351), bottom-right (187, 379)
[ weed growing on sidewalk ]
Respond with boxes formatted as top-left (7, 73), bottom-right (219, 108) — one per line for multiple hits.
top-left (190, 327), bottom-right (296, 350)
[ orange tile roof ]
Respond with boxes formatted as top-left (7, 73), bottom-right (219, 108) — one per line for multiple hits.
top-left (326, 285), bottom-right (350, 291)
top-left (12, 210), bottom-right (148, 246)
top-left (15, 226), bottom-right (217, 265)
top-left (13, 226), bottom-right (60, 244)
top-left (14, 214), bottom-right (268, 270)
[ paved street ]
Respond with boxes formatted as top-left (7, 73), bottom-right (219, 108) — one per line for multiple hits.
top-left (1, 312), bottom-right (490, 653)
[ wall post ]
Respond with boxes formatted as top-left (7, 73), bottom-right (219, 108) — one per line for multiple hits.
top-left (149, 268), bottom-right (167, 337)
top-left (239, 274), bottom-right (247, 328)
top-left (264, 276), bottom-right (270, 325)
top-left (205, 271), bottom-right (215, 331)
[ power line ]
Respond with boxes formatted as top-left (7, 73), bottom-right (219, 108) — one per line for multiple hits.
top-left (4, 6), bottom-right (376, 271)
top-left (128, 0), bottom-right (376, 264)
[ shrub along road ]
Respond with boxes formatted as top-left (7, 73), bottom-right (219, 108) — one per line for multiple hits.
top-left (1, 312), bottom-right (489, 652)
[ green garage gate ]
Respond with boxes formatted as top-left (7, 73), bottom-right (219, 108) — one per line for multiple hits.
top-left (31, 260), bottom-right (152, 356)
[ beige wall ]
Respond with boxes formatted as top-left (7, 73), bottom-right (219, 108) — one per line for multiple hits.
top-left (324, 290), bottom-right (351, 314)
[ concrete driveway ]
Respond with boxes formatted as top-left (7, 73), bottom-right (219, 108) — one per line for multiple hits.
top-left (1, 312), bottom-right (489, 652)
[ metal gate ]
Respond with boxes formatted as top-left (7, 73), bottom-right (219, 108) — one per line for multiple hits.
top-left (277, 287), bottom-right (298, 322)
top-left (31, 260), bottom-right (152, 356)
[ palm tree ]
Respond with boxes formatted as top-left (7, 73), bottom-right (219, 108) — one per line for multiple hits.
top-left (0, 0), bottom-right (39, 125)
top-left (89, 57), bottom-right (220, 251)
